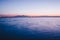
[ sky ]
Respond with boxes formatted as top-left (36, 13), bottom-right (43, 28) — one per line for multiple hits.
top-left (0, 0), bottom-right (60, 16)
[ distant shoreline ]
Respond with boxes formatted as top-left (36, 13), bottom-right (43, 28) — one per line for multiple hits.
top-left (0, 16), bottom-right (60, 18)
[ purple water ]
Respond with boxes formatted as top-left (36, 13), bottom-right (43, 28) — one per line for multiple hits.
top-left (0, 17), bottom-right (60, 40)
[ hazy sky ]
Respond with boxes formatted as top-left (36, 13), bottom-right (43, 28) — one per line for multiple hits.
top-left (0, 0), bottom-right (60, 16)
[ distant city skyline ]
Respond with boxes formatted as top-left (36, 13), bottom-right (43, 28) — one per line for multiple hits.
top-left (0, 0), bottom-right (60, 16)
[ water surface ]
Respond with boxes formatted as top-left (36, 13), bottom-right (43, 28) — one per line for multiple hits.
top-left (0, 17), bottom-right (60, 40)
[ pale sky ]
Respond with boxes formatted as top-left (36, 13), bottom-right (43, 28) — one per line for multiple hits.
top-left (0, 0), bottom-right (60, 16)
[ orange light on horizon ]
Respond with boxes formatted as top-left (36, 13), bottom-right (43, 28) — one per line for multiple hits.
top-left (22, 12), bottom-right (60, 16)
top-left (0, 12), bottom-right (60, 16)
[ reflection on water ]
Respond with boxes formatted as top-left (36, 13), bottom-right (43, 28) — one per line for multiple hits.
top-left (0, 17), bottom-right (60, 40)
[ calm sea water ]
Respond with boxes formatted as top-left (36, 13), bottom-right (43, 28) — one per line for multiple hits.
top-left (0, 17), bottom-right (60, 40)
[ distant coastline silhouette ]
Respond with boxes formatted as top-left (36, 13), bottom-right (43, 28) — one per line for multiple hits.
top-left (0, 15), bottom-right (60, 18)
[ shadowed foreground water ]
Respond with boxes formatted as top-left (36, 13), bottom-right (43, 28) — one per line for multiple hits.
top-left (0, 17), bottom-right (60, 40)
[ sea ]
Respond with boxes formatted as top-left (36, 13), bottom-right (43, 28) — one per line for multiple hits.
top-left (0, 17), bottom-right (60, 40)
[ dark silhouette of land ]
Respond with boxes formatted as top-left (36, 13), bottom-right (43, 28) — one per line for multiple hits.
top-left (0, 15), bottom-right (60, 18)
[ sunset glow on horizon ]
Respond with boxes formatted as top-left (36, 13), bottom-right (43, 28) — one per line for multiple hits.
top-left (0, 0), bottom-right (60, 16)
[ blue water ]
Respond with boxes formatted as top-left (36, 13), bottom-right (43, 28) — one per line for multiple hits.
top-left (0, 17), bottom-right (60, 40)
